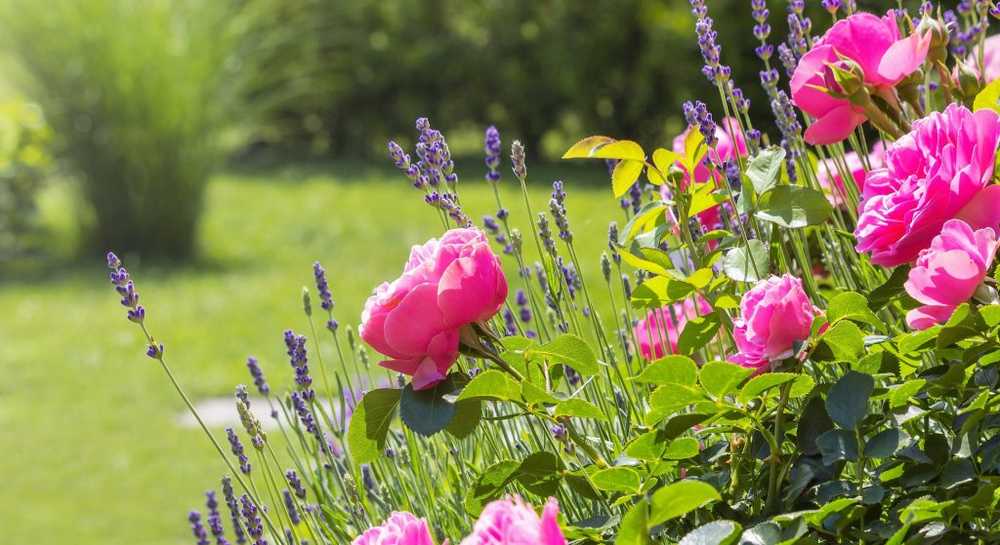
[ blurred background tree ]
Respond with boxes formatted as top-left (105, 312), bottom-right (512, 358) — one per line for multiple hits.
top-left (0, 0), bottom-right (930, 258)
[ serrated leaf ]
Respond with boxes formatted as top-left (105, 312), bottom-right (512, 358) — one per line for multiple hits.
top-left (679, 520), bottom-right (742, 545)
top-left (457, 370), bottom-right (522, 402)
top-left (554, 398), bottom-right (607, 420)
top-left (592, 467), bottom-right (641, 493)
top-left (613, 159), bottom-right (645, 198)
top-left (664, 437), bottom-right (701, 460)
top-left (617, 499), bottom-right (651, 545)
top-left (699, 360), bottom-right (752, 398)
top-left (889, 379), bottom-right (925, 409)
top-left (737, 372), bottom-right (798, 404)
top-left (826, 371), bottom-right (873, 431)
top-left (746, 147), bottom-right (786, 195)
top-left (647, 385), bottom-right (706, 423)
top-left (974, 78), bottom-right (1000, 113)
top-left (648, 480), bottom-right (721, 527)
top-left (445, 399), bottom-right (482, 439)
top-left (827, 291), bottom-right (884, 331)
top-left (347, 388), bottom-right (401, 465)
top-left (677, 313), bottom-right (720, 355)
top-left (528, 334), bottom-right (599, 376)
top-left (632, 355), bottom-right (698, 386)
top-left (723, 240), bottom-right (770, 282)
top-left (756, 185), bottom-right (832, 228)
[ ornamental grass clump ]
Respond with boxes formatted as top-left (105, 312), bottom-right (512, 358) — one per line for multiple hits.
top-left (106, 2), bottom-right (1000, 543)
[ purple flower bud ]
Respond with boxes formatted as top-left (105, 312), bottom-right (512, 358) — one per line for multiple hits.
top-left (286, 469), bottom-right (307, 499)
top-left (189, 511), bottom-right (210, 545)
top-left (106, 251), bottom-right (121, 269)
top-left (246, 357), bottom-right (269, 396)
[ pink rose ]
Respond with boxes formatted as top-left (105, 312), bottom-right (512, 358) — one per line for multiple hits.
top-left (904, 219), bottom-right (998, 330)
top-left (963, 34), bottom-right (1000, 83)
top-left (817, 142), bottom-right (885, 207)
top-left (855, 104), bottom-right (1000, 267)
top-left (633, 297), bottom-right (712, 360)
top-left (353, 512), bottom-right (435, 545)
top-left (460, 497), bottom-right (566, 545)
top-left (731, 274), bottom-right (817, 373)
top-left (360, 228), bottom-right (507, 390)
top-left (791, 11), bottom-right (930, 144)
top-left (660, 117), bottom-right (747, 234)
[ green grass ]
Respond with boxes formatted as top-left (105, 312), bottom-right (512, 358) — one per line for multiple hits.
top-left (0, 160), bottom-right (619, 544)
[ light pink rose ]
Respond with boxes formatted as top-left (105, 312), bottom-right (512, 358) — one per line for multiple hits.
top-left (633, 297), bottom-right (713, 360)
top-left (817, 142), bottom-right (885, 207)
top-left (360, 228), bottom-right (507, 390)
top-left (730, 274), bottom-right (817, 373)
top-left (904, 219), bottom-right (998, 330)
top-left (791, 11), bottom-right (931, 144)
top-left (353, 512), bottom-right (435, 545)
top-left (460, 497), bottom-right (566, 545)
top-left (962, 34), bottom-right (1000, 83)
top-left (855, 104), bottom-right (1000, 267)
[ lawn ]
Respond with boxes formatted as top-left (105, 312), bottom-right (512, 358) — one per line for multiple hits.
top-left (0, 160), bottom-right (618, 544)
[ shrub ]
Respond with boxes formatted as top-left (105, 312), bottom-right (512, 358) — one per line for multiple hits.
top-left (0, 0), bottom-right (252, 257)
top-left (0, 98), bottom-right (50, 257)
top-left (104, 2), bottom-right (1000, 545)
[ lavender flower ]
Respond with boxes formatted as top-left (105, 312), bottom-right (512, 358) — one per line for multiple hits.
top-left (189, 511), bottom-right (210, 545)
top-left (282, 490), bottom-right (301, 525)
top-left (503, 308), bottom-right (517, 335)
top-left (511, 140), bottom-right (527, 180)
top-left (683, 101), bottom-right (718, 147)
top-left (291, 391), bottom-right (318, 435)
top-left (246, 357), bottom-right (269, 396)
top-left (822, 0), bottom-right (841, 15)
top-left (235, 385), bottom-right (249, 408)
top-left (313, 262), bottom-right (334, 312)
top-left (106, 251), bottom-right (158, 353)
top-left (222, 477), bottom-right (246, 544)
top-left (283, 330), bottom-right (314, 399)
top-left (690, 0), bottom-right (726, 81)
top-left (537, 213), bottom-right (557, 256)
top-left (549, 180), bottom-right (572, 242)
top-left (225, 428), bottom-right (251, 475)
top-left (240, 495), bottom-right (267, 545)
top-left (484, 126), bottom-right (501, 183)
top-left (286, 469), bottom-right (307, 500)
top-left (387, 141), bottom-right (420, 187)
top-left (206, 491), bottom-right (230, 545)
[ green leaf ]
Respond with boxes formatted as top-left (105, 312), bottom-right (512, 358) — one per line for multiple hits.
top-left (826, 291), bottom-right (884, 331)
top-left (664, 437), bottom-right (701, 460)
top-left (347, 388), bottom-right (401, 465)
top-left (723, 240), bottom-right (770, 282)
top-left (625, 430), bottom-right (667, 461)
top-left (679, 520), bottom-right (742, 545)
top-left (974, 78), bottom-right (1000, 113)
top-left (677, 313), bottom-right (721, 355)
top-left (699, 360), bottom-right (753, 398)
top-left (515, 451), bottom-right (563, 496)
top-left (554, 398), bottom-right (607, 421)
top-left (632, 355), bottom-right (698, 386)
top-left (865, 428), bottom-right (905, 458)
top-left (889, 379), bottom-right (926, 409)
top-left (737, 372), bottom-right (798, 404)
top-left (562, 136), bottom-right (615, 159)
top-left (755, 185), bottom-right (832, 229)
top-left (647, 385), bottom-right (706, 424)
top-left (687, 268), bottom-right (714, 289)
top-left (689, 182), bottom-right (728, 217)
top-left (465, 460), bottom-right (520, 515)
top-left (613, 159), bottom-right (645, 198)
top-left (819, 320), bottom-right (865, 361)
top-left (897, 326), bottom-right (941, 355)
top-left (797, 395), bottom-right (834, 456)
top-left (591, 467), bottom-right (641, 493)
top-left (562, 137), bottom-right (644, 161)
top-left (630, 275), bottom-right (695, 309)
top-left (746, 147), bottom-right (786, 195)
top-left (527, 334), bottom-right (600, 376)
top-left (399, 379), bottom-right (459, 437)
top-left (826, 371), bottom-right (873, 431)
top-left (648, 480), bottom-right (721, 527)
top-left (617, 499), bottom-right (651, 545)
top-left (445, 399), bottom-right (482, 439)
top-left (867, 265), bottom-right (909, 311)
top-left (457, 370), bottom-right (521, 402)
top-left (817, 429), bottom-right (859, 465)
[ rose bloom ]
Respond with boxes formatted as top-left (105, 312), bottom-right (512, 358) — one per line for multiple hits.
top-left (962, 34), bottom-right (1000, 83)
top-left (460, 497), bottom-right (566, 545)
top-left (791, 11), bottom-right (930, 144)
top-left (730, 274), bottom-right (817, 373)
top-left (360, 228), bottom-right (507, 390)
top-left (661, 117), bottom-right (748, 232)
top-left (855, 104), bottom-right (1000, 267)
top-left (633, 297), bottom-right (712, 360)
top-left (816, 142), bottom-right (885, 207)
top-left (904, 219), bottom-right (998, 330)
top-left (353, 512), bottom-right (435, 545)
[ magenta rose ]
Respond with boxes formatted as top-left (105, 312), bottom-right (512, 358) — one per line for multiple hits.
top-left (730, 274), bottom-right (817, 373)
top-left (791, 11), bottom-right (930, 144)
top-left (360, 228), bottom-right (507, 390)
top-left (633, 297), bottom-right (712, 360)
top-left (904, 219), bottom-right (998, 330)
top-left (816, 142), bottom-right (885, 207)
top-left (460, 497), bottom-right (566, 545)
top-left (855, 104), bottom-right (1000, 267)
top-left (353, 512), bottom-right (435, 545)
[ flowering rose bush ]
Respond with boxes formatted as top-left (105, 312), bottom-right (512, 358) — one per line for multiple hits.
top-left (103, 2), bottom-right (1000, 545)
